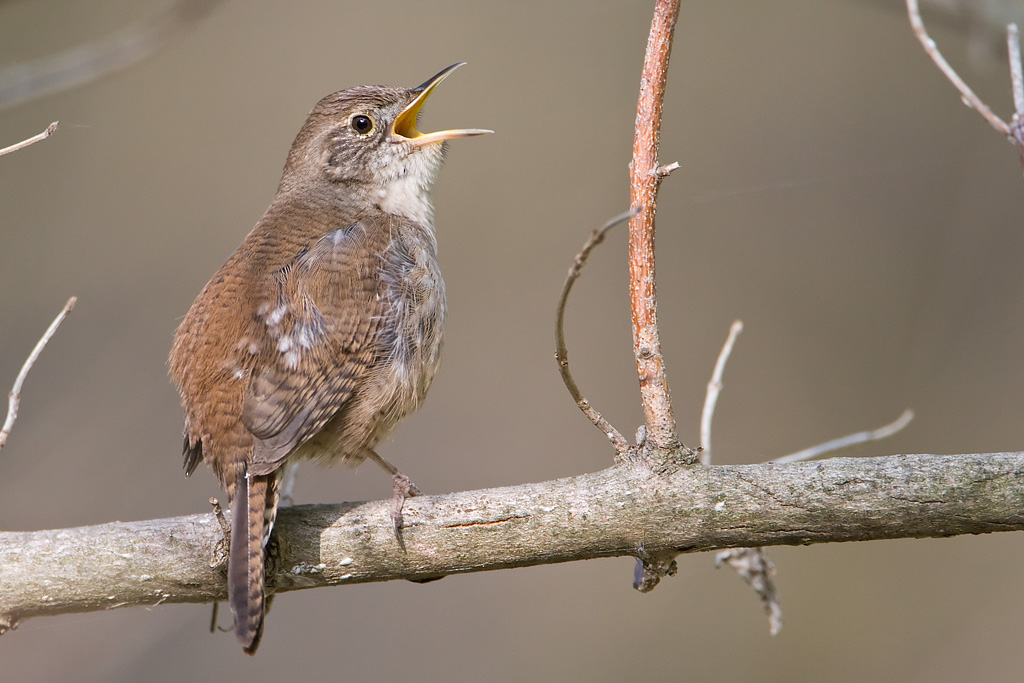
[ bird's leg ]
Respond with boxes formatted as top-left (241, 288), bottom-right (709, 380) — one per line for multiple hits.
top-left (205, 497), bottom-right (232, 633)
top-left (365, 449), bottom-right (421, 544)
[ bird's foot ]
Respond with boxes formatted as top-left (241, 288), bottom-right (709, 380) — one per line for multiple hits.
top-left (390, 471), bottom-right (421, 549)
top-left (364, 448), bottom-right (421, 549)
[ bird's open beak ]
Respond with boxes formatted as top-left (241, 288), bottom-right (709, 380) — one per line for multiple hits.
top-left (391, 62), bottom-right (493, 147)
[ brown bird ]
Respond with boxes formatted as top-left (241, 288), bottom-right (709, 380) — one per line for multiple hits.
top-left (169, 63), bottom-right (490, 654)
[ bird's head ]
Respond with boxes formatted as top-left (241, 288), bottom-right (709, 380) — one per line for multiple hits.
top-left (280, 63), bottom-right (491, 226)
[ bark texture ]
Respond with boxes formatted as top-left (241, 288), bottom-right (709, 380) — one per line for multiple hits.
top-left (2, 452), bottom-right (1023, 632)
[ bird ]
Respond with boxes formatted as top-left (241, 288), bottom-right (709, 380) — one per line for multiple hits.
top-left (168, 63), bottom-right (491, 654)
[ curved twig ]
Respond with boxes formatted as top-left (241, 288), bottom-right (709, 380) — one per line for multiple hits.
top-left (555, 208), bottom-right (639, 456)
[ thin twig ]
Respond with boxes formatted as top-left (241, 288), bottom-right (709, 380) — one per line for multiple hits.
top-left (1007, 24), bottom-right (1024, 161)
top-left (700, 320), bottom-right (743, 466)
top-left (0, 0), bottom-right (224, 110)
top-left (629, 0), bottom-right (684, 456)
top-left (0, 122), bottom-right (58, 158)
top-left (555, 208), bottom-right (640, 456)
top-left (698, 323), bottom-right (777, 631)
top-left (717, 407), bottom-right (912, 633)
top-left (716, 548), bottom-right (782, 636)
top-left (0, 297), bottom-right (77, 451)
top-left (1010, 25), bottom-right (1024, 118)
top-left (906, 0), bottom-right (1011, 137)
top-left (771, 409), bottom-right (914, 465)
top-left (652, 161), bottom-right (680, 178)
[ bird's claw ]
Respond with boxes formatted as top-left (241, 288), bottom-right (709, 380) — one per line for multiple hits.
top-left (390, 472), bottom-right (420, 549)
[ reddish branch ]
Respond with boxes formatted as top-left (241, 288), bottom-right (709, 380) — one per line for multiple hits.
top-left (629, 0), bottom-right (686, 456)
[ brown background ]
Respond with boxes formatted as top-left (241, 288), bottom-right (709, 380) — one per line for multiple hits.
top-left (3, 1), bottom-right (1024, 681)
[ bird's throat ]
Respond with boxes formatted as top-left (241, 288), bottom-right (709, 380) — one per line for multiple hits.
top-left (378, 170), bottom-right (436, 229)
top-left (375, 143), bottom-right (444, 229)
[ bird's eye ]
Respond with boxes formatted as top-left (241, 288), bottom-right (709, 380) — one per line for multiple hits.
top-left (350, 114), bottom-right (374, 135)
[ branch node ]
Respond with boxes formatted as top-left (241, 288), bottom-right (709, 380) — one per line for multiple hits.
top-left (651, 161), bottom-right (680, 178)
top-left (633, 550), bottom-right (679, 593)
top-left (641, 444), bottom-right (700, 474)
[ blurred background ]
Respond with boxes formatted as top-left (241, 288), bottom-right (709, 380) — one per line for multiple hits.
top-left (2, 0), bottom-right (1024, 680)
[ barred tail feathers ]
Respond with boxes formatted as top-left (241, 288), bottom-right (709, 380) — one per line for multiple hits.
top-left (229, 473), bottom-right (269, 655)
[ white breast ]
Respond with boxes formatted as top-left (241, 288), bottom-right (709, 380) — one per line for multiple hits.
top-left (378, 172), bottom-right (435, 228)
top-left (374, 143), bottom-right (445, 228)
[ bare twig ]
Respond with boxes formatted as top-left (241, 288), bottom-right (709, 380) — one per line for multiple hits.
top-left (716, 548), bottom-right (782, 636)
top-left (555, 208), bottom-right (639, 456)
top-left (1008, 24), bottom-right (1024, 159)
top-left (696, 326), bottom-right (909, 629)
top-left (771, 409), bottom-right (914, 465)
top-left (729, 406), bottom-right (911, 636)
top-left (0, 122), bottom-right (58, 158)
top-left (0, 297), bottom-right (77, 452)
top-left (0, 0), bottom-right (224, 110)
top-left (906, 0), bottom-right (1012, 137)
top-left (652, 161), bottom-right (680, 178)
top-left (1010, 25), bottom-right (1024, 117)
top-left (629, 0), bottom-right (686, 457)
top-left (700, 320), bottom-right (743, 466)
top-left (697, 320), bottom-right (780, 630)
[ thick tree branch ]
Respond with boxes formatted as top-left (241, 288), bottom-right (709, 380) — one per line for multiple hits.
top-left (3, 452), bottom-right (1022, 633)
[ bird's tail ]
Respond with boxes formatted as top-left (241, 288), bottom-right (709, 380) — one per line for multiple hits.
top-left (229, 472), bottom-right (277, 655)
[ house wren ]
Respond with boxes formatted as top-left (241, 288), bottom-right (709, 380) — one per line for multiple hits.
top-left (169, 63), bottom-right (490, 654)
